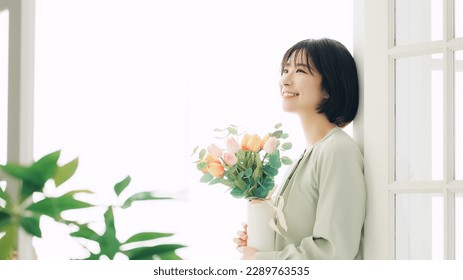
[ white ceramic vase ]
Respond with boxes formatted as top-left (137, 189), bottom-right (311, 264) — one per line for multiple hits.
top-left (246, 200), bottom-right (275, 252)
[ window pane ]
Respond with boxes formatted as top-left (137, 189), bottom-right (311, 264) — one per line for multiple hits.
top-left (0, 10), bottom-right (8, 165)
top-left (456, 194), bottom-right (463, 260)
top-left (456, 0), bottom-right (463, 38)
top-left (395, 54), bottom-right (443, 181)
top-left (395, 0), bottom-right (443, 45)
top-left (456, 51), bottom-right (463, 180)
top-left (395, 193), bottom-right (444, 260)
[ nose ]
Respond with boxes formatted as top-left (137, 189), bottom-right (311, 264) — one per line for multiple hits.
top-left (280, 72), bottom-right (293, 87)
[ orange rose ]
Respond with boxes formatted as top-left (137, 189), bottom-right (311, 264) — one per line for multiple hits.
top-left (207, 162), bottom-right (225, 178)
top-left (201, 154), bottom-right (221, 173)
top-left (241, 134), bottom-right (251, 150)
top-left (246, 134), bottom-right (261, 152)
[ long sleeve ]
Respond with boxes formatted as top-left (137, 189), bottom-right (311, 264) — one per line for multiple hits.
top-left (254, 128), bottom-right (366, 260)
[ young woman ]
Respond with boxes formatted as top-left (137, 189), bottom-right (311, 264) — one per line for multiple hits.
top-left (234, 38), bottom-right (366, 260)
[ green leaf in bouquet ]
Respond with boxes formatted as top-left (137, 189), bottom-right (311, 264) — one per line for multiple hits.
top-left (243, 177), bottom-right (255, 190)
top-left (200, 172), bottom-right (214, 183)
top-left (114, 175), bottom-right (131, 197)
top-left (263, 166), bottom-right (278, 177)
top-left (121, 192), bottom-right (170, 209)
top-left (274, 123), bottom-right (283, 129)
top-left (281, 142), bottom-right (293, 151)
top-left (267, 152), bottom-right (282, 169)
top-left (235, 178), bottom-right (247, 190)
top-left (19, 215), bottom-right (42, 238)
top-left (226, 126), bottom-right (238, 135)
top-left (235, 171), bottom-right (244, 180)
top-left (26, 193), bottom-right (93, 220)
top-left (209, 178), bottom-right (223, 185)
top-left (191, 146), bottom-right (199, 156)
top-left (53, 157), bottom-right (79, 187)
top-left (281, 156), bottom-right (293, 165)
top-left (124, 232), bottom-right (174, 244)
top-left (271, 130), bottom-right (283, 138)
top-left (198, 149), bottom-right (206, 160)
top-left (230, 188), bottom-right (246, 198)
top-left (253, 187), bottom-right (269, 199)
top-left (244, 168), bottom-right (253, 178)
top-left (259, 177), bottom-right (275, 190)
top-left (280, 133), bottom-right (289, 139)
top-left (196, 161), bottom-right (207, 171)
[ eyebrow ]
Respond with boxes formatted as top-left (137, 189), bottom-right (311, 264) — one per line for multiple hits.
top-left (283, 62), bottom-right (310, 68)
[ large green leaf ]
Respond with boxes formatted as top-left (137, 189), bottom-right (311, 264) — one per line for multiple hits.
top-left (156, 251), bottom-right (183, 260)
top-left (0, 211), bottom-right (11, 228)
top-left (19, 215), bottom-right (42, 238)
top-left (27, 150), bottom-right (61, 185)
top-left (0, 188), bottom-right (11, 211)
top-left (124, 232), bottom-right (173, 244)
top-left (69, 223), bottom-right (101, 242)
top-left (98, 208), bottom-right (121, 259)
top-left (114, 176), bottom-right (131, 197)
top-left (17, 151), bottom-right (60, 201)
top-left (54, 157), bottom-right (79, 187)
top-left (0, 223), bottom-right (17, 260)
top-left (0, 164), bottom-right (36, 184)
top-left (123, 244), bottom-right (185, 260)
top-left (121, 192), bottom-right (170, 209)
top-left (26, 193), bottom-right (93, 220)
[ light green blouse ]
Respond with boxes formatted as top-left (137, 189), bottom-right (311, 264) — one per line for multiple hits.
top-left (255, 127), bottom-right (366, 260)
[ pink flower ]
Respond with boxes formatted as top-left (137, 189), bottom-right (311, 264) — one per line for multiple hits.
top-left (207, 143), bottom-right (222, 158)
top-left (263, 136), bottom-right (278, 154)
top-left (223, 152), bottom-right (238, 166)
top-left (226, 137), bottom-right (240, 154)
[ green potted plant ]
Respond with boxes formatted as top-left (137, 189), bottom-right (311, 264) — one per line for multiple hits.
top-left (0, 151), bottom-right (185, 260)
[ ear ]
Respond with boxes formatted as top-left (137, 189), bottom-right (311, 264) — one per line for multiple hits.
top-left (322, 90), bottom-right (330, 100)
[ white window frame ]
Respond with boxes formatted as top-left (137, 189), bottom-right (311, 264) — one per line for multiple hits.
top-left (355, 0), bottom-right (463, 259)
top-left (0, 0), bottom-right (36, 259)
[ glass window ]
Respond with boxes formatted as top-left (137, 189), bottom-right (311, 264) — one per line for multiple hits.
top-left (456, 193), bottom-right (463, 260)
top-left (456, 0), bottom-right (463, 38)
top-left (395, 192), bottom-right (444, 259)
top-left (395, 53), bottom-right (443, 181)
top-left (395, 0), bottom-right (443, 46)
top-left (0, 10), bottom-right (8, 165)
top-left (33, 0), bottom-right (354, 260)
top-left (456, 50), bottom-right (463, 180)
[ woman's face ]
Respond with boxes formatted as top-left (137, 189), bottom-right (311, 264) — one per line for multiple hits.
top-left (279, 51), bottom-right (328, 116)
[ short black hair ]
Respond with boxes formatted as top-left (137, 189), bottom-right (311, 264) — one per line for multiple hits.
top-left (281, 38), bottom-right (359, 127)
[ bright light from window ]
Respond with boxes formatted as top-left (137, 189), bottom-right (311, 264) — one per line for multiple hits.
top-left (0, 10), bottom-right (8, 165)
top-left (33, 0), bottom-right (354, 259)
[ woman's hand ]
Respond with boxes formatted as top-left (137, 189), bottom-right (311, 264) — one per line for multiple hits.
top-left (234, 224), bottom-right (256, 260)
top-left (233, 224), bottom-right (248, 248)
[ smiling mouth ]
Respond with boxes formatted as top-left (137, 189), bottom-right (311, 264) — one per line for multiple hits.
top-left (282, 91), bottom-right (300, 97)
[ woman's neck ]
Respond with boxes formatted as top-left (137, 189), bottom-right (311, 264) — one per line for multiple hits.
top-left (298, 113), bottom-right (336, 148)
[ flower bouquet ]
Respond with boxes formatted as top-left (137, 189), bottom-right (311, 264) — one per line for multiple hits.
top-left (192, 123), bottom-right (293, 252)
top-left (192, 123), bottom-right (293, 200)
